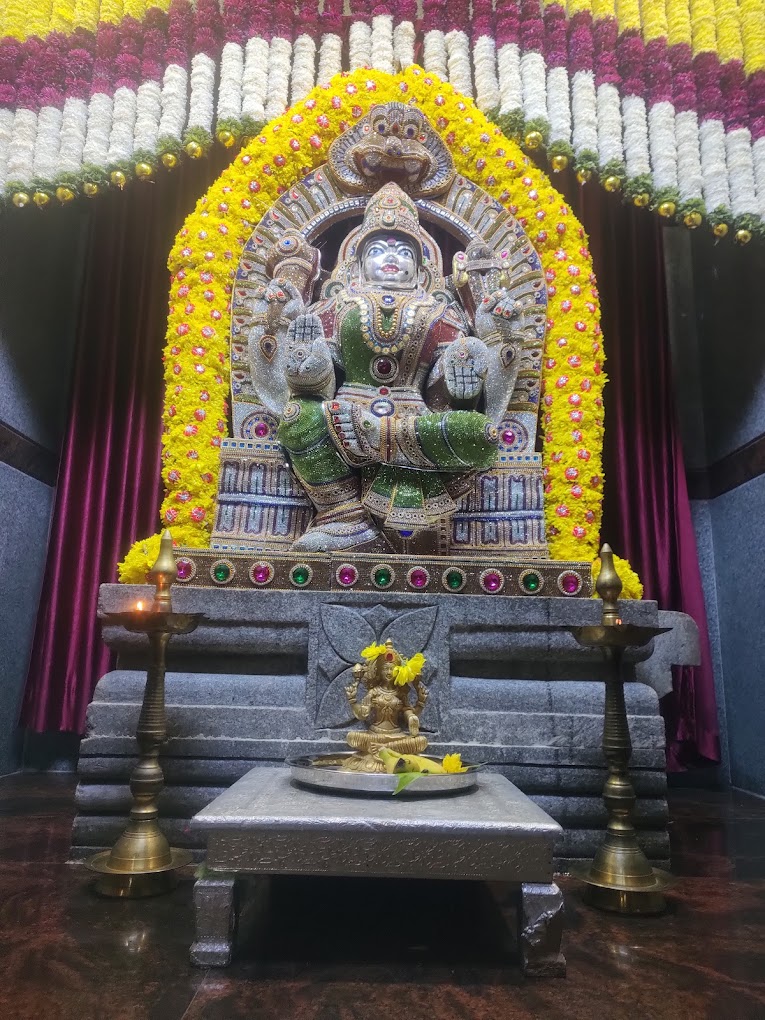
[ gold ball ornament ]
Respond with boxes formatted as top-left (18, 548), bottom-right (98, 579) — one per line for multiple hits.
top-left (12, 191), bottom-right (30, 208)
top-left (683, 211), bottom-right (703, 229)
top-left (603, 175), bottom-right (621, 193)
top-left (735, 228), bottom-right (752, 245)
top-left (658, 201), bottom-right (676, 218)
top-left (217, 129), bottom-right (236, 148)
top-left (161, 152), bottom-right (178, 169)
top-left (550, 154), bottom-right (569, 173)
top-left (576, 168), bottom-right (592, 184)
top-left (135, 161), bottom-right (153, 180)
top-left (32, 191), bottom-right (51, 208)
top-left (524, 130), bottom-right (544, 150)
top-left (110, 170), bottom-right (127, 189)
top-left (83, 181), bottom-right (99, 198)
top-left (712, 222), bottom-right (728, 238)
top-left (633, 192), bottom-right (650, 208)
top-left (55, 186), bottom-right (75, 204)
top-left (185, 140), bottom-right (203, 159)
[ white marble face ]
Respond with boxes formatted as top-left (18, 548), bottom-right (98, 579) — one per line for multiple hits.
top-left (360, 233), bottom-right (419, 289)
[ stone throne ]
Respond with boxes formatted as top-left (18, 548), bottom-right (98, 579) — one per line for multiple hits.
top-left (74, 88), bottom-right (701, 867)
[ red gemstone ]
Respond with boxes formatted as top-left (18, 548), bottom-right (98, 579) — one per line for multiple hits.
top-left (560, 572), bottom-right (581, 594)
top-left (252, 563), bottom-right (272, 584)
top-left (176, 559), bottom-right (192, 580)
top-left (482, 571), bottom-right (502, 593)
top-left (337, 565), bottom-right (357, 586)
top-left (409, 568), bottom-right (428, 588)
top-left (254, 422), bottom-right (269, 438)
top-left (376, 358), bottom-right (392, 375)
top-left (378, 387), bottom-right (390, 396)
top-left (502, 429), bottom-right (516, 445)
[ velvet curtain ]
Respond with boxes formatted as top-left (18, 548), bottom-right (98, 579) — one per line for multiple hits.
top-left (20, 165), bottom-right (721, 770)
top-left (20, 159), bottom-right (223, 734)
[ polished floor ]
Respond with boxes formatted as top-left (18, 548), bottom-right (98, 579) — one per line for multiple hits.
top-left (0, 773), bottom-right (764, 1020)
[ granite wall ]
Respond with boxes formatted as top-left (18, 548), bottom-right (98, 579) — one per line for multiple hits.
top-left (0, 207), bottom-right (87, 776)
top-left (665, 228), bottom-right (765, 796)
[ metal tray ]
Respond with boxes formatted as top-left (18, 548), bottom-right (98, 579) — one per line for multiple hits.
top-left (287, 754), bottom-right (481, 796)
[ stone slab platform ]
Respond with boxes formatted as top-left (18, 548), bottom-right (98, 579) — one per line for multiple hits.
top-left (190, 767), bottom-right (566, 977)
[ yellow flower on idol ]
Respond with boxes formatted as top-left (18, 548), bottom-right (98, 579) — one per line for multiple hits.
top-left (442, 753), bottom-right (468, 773)
top-left (392, 652), bottom-right (426, 686)
top-left (360, 643), bottom-right (387, 661)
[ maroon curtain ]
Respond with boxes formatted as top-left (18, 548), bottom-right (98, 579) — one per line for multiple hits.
top-left (20, 159), bottom-right (223, 734)
top-left (565, 182), bottom-right (720, 769)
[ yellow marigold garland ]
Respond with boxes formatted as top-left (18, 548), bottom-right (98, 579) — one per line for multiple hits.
top-left (592, 553), bottom-right (644, 600)
top-left (119, 67), bottom-right (638, 594)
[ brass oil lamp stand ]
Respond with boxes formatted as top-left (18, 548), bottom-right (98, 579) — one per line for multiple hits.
top-left (568, 544), bottom-right (672, 915)
top-left (88, 531), bottom-right (204, 897)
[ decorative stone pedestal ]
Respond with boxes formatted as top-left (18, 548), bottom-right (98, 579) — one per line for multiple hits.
top-left (72, 585), bottom-right (700, 867)
top-left (190, 767), bottom-right (566, 977)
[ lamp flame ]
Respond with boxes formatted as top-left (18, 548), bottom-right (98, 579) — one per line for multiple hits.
top-left (136, 601), bottom-right (144, 611)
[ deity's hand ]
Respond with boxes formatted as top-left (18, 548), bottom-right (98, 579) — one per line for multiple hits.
top-left (473, 288), bottom-right (522, 342)
top-left (329, 400), bottom-right (381, 464)
top-left (442, 336), bottom-right (489, 403)
top-left (407, 713), bottom-right (420, 736)
top-left (285, 315), bottom-right (336, 399)
top-left (259, 278), bottom-right (305, 332)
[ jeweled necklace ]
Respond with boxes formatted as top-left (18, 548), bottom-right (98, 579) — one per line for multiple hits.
top-left (347, 288), bottom-right (431, 355)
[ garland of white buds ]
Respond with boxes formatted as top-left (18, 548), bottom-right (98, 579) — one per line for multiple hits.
top-left (317, 33), bottom-right (343, 85)
top-left (371, 15), bottom-right (395, 74)
top-left (291, 34), bottom-right (317, 102)
top-left (242, 37), bottom-right (269, 123)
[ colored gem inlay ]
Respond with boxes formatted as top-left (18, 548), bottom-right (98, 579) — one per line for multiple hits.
top-left (443, 568), bottom-right (465, 592)
top-left (408, 567), bottom-right (430, 589)
top-left (211, 560), bottom-right (232, 584)
top-left (176, 558), bottom-right (194, 581)
top-left (520, 570), bottom-right (542, 594)
top-left (290, 564), bottom-right (312, 587)
top-left (254, 422), bottom-right (269, 438)
top-left (336, 564), bottom-right (358, 587)
top-left (372, 565), bottom-right (394, 588)
top-left (559, 571), bottom-right (582, 595)
top-left (480, 569), bottom-right (504, 593)
top-left (501, 429), bottom-right (516, 445)
top-left (250, 561), bottom-right (273, 585)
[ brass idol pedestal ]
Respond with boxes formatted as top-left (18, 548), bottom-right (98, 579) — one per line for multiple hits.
top-left (87, 531), bottom-right (203, 897)
top-left (569, 544), bottom-right (672, 915)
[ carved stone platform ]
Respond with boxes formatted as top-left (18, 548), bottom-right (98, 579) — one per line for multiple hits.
top-left (72, 584), bottom-right (701, 867)
top-left (190, 767), bottom-right (566, 977)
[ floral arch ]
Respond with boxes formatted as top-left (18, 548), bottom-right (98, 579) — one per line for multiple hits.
top-left (119, 66), bottom-right (641, 597)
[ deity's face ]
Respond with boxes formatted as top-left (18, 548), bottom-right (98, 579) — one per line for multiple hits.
top-left (360, 233), bottom-right (419, 289)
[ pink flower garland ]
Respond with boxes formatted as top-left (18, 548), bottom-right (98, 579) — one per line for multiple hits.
top-left (567, 11), bottom-right (594, 77)
top-left (322, 0), bottom-right (344, 38)
top-left (141, 9), bottom-right (168, 83)
top-left (617, 30), bottom-right (646, 99)
top-left (719, 58), bottom-right (749, 132)
top-left (115, 18), bottom-right (144, 92)
top-left (193, 0), bottom-right (222, 59)
top-left (65, 29), bottom-right (95, 103)
top-left (519, 0), bottom-right (544, 53)
top-left (222, 0), bottom-right (250, 45)
top-left (750, 71), bottom-right (765, 141)
top-left (593, 16), bottom-right (620, 89)
top-left (544, 4), bottom-right (568, 69)
top-left (495, 1), bottom-right (520, 47)
top-left (693, 52), bottom-right (723, 122)
top-left (166, 0), bottom-right (192, 67)
top-left (91, 22), bottom-right (120, 97)
top-left (17, 38), bottom-right (47, 111)
top-left (668, 42), bottom-right (696, 115)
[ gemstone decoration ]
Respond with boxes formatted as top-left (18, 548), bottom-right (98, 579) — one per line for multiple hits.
top-left (211, 559), bottom-right (233, 585)
top-left (442, 568), bottom-right (466, 592)
top-left (371, 564), bottom-right (395, 588)
top-left (290, 563), bottom-right (313, 587)
top-left (519, 569), bottom-right (543, 594)
top-left (250, 561), bottom-right (273, 586)
top-left (254, 421), bottom-right (269, 438)
top-left (336, 564), bottom-right (358, 587)
top-left (558, 570), bottom-right (583, 595)
top-left (175, 558), bottom-right (195, 582)
top-left (479, 569), bottom-right (505, 593)
top-left (501, 429), bottom-right (516, 445)
top-left (407, 567), bottom-right (430, 589)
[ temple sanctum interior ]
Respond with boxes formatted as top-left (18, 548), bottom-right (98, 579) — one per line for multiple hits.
top-left (1, 2), bottom-right (765, 1018)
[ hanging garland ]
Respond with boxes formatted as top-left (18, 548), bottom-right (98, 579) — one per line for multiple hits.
top-left (118, 66), bottom-right (641, 600)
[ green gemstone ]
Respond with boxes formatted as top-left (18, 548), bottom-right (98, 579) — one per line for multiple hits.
top-left (213, 563), bottom-right (230, 583)
top-left (522, 572), bottom-right (541, 593)
top-left (445, 569), bottom-right (464, 590)
top-left (373, 567), bottom-right (392, 588)
top-left (291, 566), bottom-right (310, 586)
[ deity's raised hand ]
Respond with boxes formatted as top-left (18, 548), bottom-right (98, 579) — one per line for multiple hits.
top-left (285, 314), bottom-right (335, 399)
top-left (442, 336), bottom-right (490, 403)
top-left (473, 288), bottom-right (523, 343)
top-left (260, 278), bottom-right (305, 332)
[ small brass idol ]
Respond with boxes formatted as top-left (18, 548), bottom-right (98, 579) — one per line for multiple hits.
top-left (569, 544), bottom-right (672, 915)
top-left (88, 531), bottom-right (204, 897)
top-left (341, 639), bottom-right (429, 772)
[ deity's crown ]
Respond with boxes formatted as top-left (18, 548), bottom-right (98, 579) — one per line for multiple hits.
top-left (355, 183), bottom-right (425, 263)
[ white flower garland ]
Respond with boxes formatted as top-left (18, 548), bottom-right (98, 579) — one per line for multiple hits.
top-left (726, 127), bottom-right (759, 216)
top-left (675, 109), bottom-right (704, 201)
top-left (242, 37), bottom-right (269, 122)
top-left (699, 118), bottom-right (731, 211)
top-left (264, 37), bottom-right (292, 121)
top-left (33, 106), bottom-right (62, 180)
top-left (423, 30), bottom-right (448, 80)
top-left (647, 100), bottom-right (678, 191)
top-left (82, 93), bottom-right (113, 167)
top-left (134, 79), bottom-right (162, 153)
top-left (290, 33), bottom-right (317, 103)
top-left (753, 135), bottom-right (765, 217)
top-left (520, 50), bottom-right (547, 124)
top-left (6, 109), bottom-right (37, 183)
top-left (497, 41), bottom-right (522, 115)
top-left (547, 65), bottom-right (571, 144)
top-left (317, 33), bottom-right (343, 86)
top-left (0, 108), bottom-right (15, 190)
top-left (217, 41), bottom-right (244, 122)
top-left (571, 70), bottom-right (598, 156)
top-left (370, 14), bottom-right (394, 74)
top-left (445, 29), bottom-right (473, 98)
top-left (57, 96), bottom-right (88, 174)
top-left (348, 20), bottom-right (372, 72)
top-left (107, 86), bottom-right (137, 163)
top-left (188, 52), bottom-right (216, 132)
top-left (472, 35), bottom-right (500, 113)
top-left (596, 82), bottom-right (624, 166)
top-left (393, 20), bottom-right (416, 71)
top-left (158, 64), bottom-right (188, 141)
top-left (622, 94), bottom-right (651, 177)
